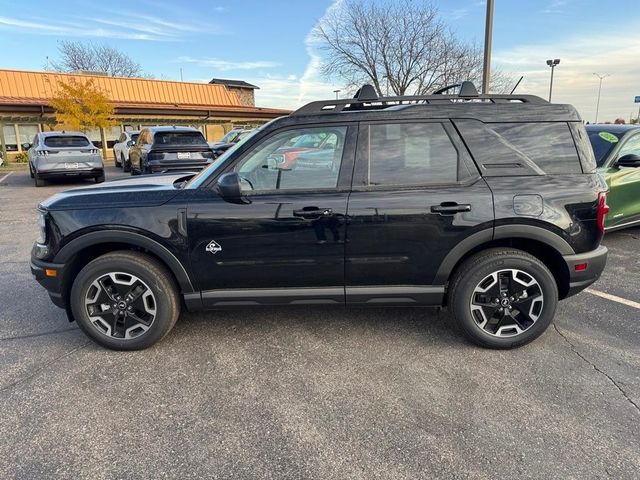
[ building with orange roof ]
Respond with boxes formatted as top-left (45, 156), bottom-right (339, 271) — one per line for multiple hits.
top-left (0, 68), bottom-right (288, 160)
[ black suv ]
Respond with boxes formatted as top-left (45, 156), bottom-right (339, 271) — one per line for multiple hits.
top-left (31, 83), bottom-right (609, 350)
top-left (129, 126), bottom-right (215, 175)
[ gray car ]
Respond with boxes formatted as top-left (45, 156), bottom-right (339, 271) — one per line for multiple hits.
top-left (27, 131), bottom-right (105, 187)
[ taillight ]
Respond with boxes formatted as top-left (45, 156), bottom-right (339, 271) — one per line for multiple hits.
top-left (597, 192), bottom-right (609, 234)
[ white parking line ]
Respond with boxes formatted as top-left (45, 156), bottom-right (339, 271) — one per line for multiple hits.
top-left (586, 289), bottom-right (640, 310)
top-left (0, 172), bottom-right (13, 184)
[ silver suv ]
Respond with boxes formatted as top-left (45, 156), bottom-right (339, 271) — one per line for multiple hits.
top-left (27, 131), bottom-right (105, 187)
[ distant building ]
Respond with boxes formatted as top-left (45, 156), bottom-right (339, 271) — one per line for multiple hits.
top-left (0, 69), bottom-right (287, 159)
top-left (209, 78), bottom-right (259, 107)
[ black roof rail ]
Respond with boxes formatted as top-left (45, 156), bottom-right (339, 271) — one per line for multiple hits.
top-left (293, 82), bottom-right (548, 116)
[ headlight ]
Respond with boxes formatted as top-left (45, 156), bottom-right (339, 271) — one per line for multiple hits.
top-left (36, 210), bottom-right (47, 244)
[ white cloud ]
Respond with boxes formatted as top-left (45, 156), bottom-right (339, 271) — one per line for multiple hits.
top-left (178, 56), bottom-right (281, 71)
top-left (493, 22), bottom-right (640, 122)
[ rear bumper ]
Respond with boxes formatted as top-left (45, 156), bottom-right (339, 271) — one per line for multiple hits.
top-left (30, 254), bottom-right (66, 309)
top-left (36, 168), bottom-right (103, 179)
top-left (563, 245), bottom-right (608, 298)
top-left (148, 161), bottom-right (209, 173)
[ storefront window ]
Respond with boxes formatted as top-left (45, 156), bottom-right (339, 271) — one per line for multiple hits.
top-left (3, 125), bottom-right (17, 151)
top-left (17, 124), bottom-right (39, 149)
top-left (104, 126), bottom-right (122, 149)
top-left (86, 128), bottom-right (103, 148)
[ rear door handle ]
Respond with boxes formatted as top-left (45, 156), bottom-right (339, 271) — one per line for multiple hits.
top-left (293, 207), bottom-right (333, 219)
top-left (430, 202), bottom-right (472, 215)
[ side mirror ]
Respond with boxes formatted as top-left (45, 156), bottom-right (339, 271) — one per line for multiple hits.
top-left (216, 172), bottom-right (248, 204)
top-left (22, 143), bottom-right (31, 150)
top-left (616, 154), bottom-right (640, 168)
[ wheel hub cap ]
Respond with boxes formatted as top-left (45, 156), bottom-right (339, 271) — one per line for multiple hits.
top-left (470, 269), bottom-right (544, 338)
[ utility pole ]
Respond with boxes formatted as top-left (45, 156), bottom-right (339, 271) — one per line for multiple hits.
top-left (482, 0), bottom-right (494, 94)
top-left (333, 89), bottom-right (341, 99)
top-left (546, 59), bottom-right (560, 102)
top-left (593, 73), bottom-right (610, 124)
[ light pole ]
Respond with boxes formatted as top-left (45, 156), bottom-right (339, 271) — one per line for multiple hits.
top-left (593, 73), bottom-right (610, 124)
top-left (333, 89), bottom-right (341, 100)
top-left (546, 59), bottom-right (560, 102)
top-left (482, 0), bottom-right (495, 94)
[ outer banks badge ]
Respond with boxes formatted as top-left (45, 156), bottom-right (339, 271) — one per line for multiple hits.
top-left (206, 240), bottom-right (222, 254)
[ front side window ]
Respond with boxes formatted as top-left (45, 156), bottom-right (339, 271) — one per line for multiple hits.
top-left (361, 122), bottom-right (461, 187)
top-left (616, 134), bottom-right (640, 161)
top-left (234, 126), bottom-right (347, 192)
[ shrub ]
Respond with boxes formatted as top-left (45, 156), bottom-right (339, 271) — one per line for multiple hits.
top-left (14, 152), bottom-right (29, 163)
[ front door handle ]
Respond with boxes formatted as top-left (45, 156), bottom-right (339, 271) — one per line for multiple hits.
top-left (293, 207), bottom-right (333, 219)
top-left (430, 202), bottom-right (472, 215)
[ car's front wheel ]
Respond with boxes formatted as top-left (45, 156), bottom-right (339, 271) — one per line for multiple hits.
top-left (122, 154), bottom-right (130, 172)
top-left (70, 251), bottom-right (180, 350)
top-left (448, 248), bottom-right (558, 349)
top-left (113, 150), bottom-right (121, 167)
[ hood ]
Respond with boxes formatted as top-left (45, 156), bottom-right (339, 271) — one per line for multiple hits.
top-left (40, 172), bottom-right (195, 211)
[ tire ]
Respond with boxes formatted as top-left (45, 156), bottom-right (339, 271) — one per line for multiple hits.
top-left (34, 171), bottom-right (45, 187)
top-left (122, 154), bottom-right (131, 172)
top-left (95, 173), bottom-right (105, 183)
top-left (70, 251), bottom-right (180, 350)
top-left (113, 150), bottom-right (121, 167)
top-left (29, 163), bottom-right (34, 178)
top-left (448, 248), bottom-right (558, 349)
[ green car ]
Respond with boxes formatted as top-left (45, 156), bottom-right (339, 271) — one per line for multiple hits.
top-left (586, 125), bottom-right (640, 231)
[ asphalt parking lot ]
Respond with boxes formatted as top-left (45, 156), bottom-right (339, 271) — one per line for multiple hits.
top-left (0, 166), bottom-right (638, 479)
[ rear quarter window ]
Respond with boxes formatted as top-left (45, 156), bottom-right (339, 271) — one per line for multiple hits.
top-left (43, 136), bottom-right (90, 148)
top-left (490, 122), bottom-right (582, 174)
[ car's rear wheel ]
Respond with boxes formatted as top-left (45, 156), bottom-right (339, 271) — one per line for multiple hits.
top-left (29, 163), bottom-right (34, 178)
top-left (448, 248), bottom-right (558, 349)
top-left (122, 154), bottom-right (130, 172)
top-left (34, 171), bottom-right (45, 187)
top-left (113, 150), bottom-right (121, 167)
top-left (95, 173), bottom-right (105, 183)
top-left (70, 251), bottom-right (180, 350)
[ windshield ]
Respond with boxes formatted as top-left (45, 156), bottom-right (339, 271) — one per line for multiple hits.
top-left (44, 135), bottom-right (90, 148)
top-left (587, 129), bottom-right (622, 167)
top-left (219, 130), bottom-right (241, 143)
top-left (154, 131), bottom-right (207, 146)
top-left (185, 124), bottom-right (268, 189)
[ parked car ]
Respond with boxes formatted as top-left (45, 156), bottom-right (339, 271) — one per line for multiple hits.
top-left (31, 82), bottom-right (608, 351)
top-left (27, 131), bottom-right (104, 187)
top-left (129, 126), bottom-right (215, 175)
top-left (112, 130), bottom-right (140, 172)
top-left (267, 130), bottom-right (343, 170)
top-left (209, 128), bottom-right (254, 158)
top-left (586, 124), bottom-right (640, 231)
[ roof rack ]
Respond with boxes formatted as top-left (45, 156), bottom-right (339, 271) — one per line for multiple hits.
top-left (293, 81), bottom-right (548, 116)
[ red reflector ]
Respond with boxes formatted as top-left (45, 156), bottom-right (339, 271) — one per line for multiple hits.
top-left (574, 263), bottom-right (588, 272)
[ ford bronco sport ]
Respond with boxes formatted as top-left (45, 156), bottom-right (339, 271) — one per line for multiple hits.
top-left (31, 82), bottom-right (609, 350)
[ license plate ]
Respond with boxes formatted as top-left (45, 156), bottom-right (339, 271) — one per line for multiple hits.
top-left (177, 152), bottom-right (191, 159)
top-left (64, 162), bottom-right (79, 169)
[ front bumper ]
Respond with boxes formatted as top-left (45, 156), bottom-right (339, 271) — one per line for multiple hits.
top-left (30, 253), bottom-right (66, 309)
top-left (563, 245), bottom-right (608, 298)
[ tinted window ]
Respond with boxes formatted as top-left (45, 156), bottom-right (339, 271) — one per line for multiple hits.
top-left (43, 136), bottom-right (90, 148)
top-left (153, 131), bottom-right (207, 146)
top-left (586, 129), bottom-right (621, 166)
top-left (363, 123), bottom-right (461, 186)
top-left (130, 133), bottom-right (140, 143)
top-left (491, 122), bottom-right (581, 174)
top-left (235, 126), bottom-right (347, 192)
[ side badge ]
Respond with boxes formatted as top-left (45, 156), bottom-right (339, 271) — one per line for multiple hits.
top-left (206, 240), bottom-right (222, 254)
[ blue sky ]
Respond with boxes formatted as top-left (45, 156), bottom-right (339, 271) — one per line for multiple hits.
top-left (0, 0), bottom-right (639, 121)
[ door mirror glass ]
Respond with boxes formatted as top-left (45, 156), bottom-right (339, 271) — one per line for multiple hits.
top-left (616, 153), bottom-right (640, 168)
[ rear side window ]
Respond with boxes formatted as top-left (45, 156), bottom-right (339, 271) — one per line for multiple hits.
top-left (490, 122), bottom-right (581, 174)
top-left (154, 131), bottom-right (207, 146)
top-left (43, 136), bottom-right (90, 148)
top-left (360, 122), bottom-right (468, 187)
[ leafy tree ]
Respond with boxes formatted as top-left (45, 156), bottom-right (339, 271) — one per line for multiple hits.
top-left (314, 0), bottom-right (512, 95)
top-left (51, 41), bottom-right (144, 78)
top-left (49, 78), bottom-right (115, 131)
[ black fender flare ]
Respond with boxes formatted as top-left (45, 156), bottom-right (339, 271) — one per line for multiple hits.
top-left (433, 225), bottom-right (574, 285)
top-left (54, 230), bottom-right (195, 293)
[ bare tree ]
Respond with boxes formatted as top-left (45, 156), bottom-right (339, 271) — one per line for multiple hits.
top-left (50, 41), bottom-right (145, 78)
top-left (314, 0), bottom-right (513, 96)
